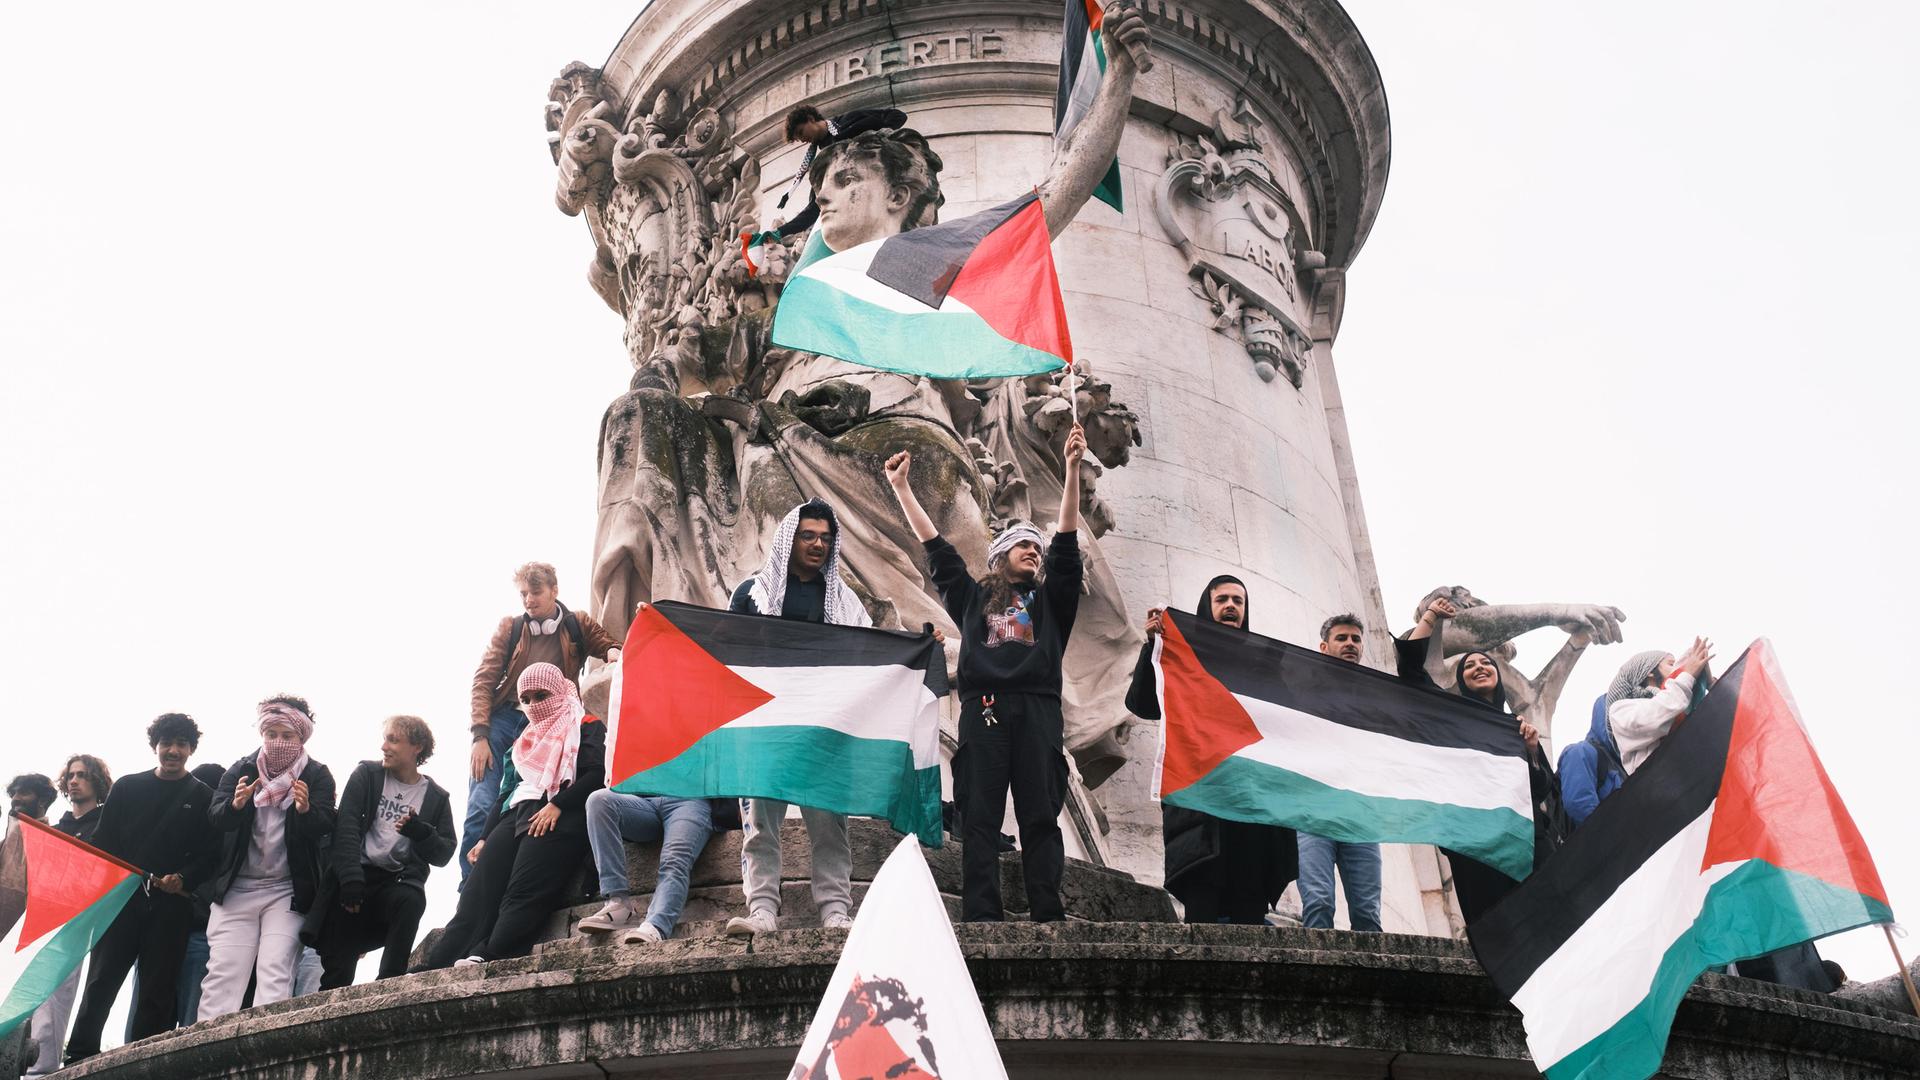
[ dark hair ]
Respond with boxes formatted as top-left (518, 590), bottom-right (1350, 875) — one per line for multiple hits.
top-left (385, 715), bottom-right (436, 766)
top-left (785, 104), bottom-right (826, 141)
top-left (62, 754), bottom-right (112, 799)
top-left (191, 763), bottom-right (227, 789)
top-left (1320, 613), bottom-right (1364, 641)
top-left (258, 693), bottom-right (314, 721)
top-left (808, 129), bottom-right (945, 231)
top-left (795, 497), bottom-right (837, 534)
top-left (7, 773), bottom-right (57, 809)
top-left (147, 712), bottom-right (202, 750)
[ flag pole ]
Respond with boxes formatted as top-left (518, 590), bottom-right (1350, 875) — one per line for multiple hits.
top-left (1885, 924), bottom-right (1920, 1018)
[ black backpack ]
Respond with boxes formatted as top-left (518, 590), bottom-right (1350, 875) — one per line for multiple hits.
top-left (493, 604), bottom-right (587, 691)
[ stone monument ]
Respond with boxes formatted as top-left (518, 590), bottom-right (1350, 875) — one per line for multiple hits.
top-left (545, 0), bottom-right (1639, 935)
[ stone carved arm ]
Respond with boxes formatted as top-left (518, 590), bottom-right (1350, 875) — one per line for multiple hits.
top-left (1039, 2), bottom-right (1152, 239)
top-left (1509, 634), bottom-right (1591, 729)
top-left (1440, 602), bottom-right (1626, 655)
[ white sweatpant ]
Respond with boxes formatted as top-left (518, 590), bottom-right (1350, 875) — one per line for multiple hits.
top-left (198, 878), bottom-right (302, 1023)
top-left (740, 798), bottom-right (851, 921)
top-left (24, 966), bottom-right (80, 1077)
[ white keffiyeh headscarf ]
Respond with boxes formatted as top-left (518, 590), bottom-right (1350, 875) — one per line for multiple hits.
top-left (750, 499), bottom-right (868, 626)
top-left (987, 521), bottom-right (1046, 570)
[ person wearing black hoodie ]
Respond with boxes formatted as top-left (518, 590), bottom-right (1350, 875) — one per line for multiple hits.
top-left (1125, 575), bottom-right (1297, 925)
top-left (306, 716), bottom-right (455, 987)
top-left (771, 104), bottom-right (910, 240)
top-left (885, 424), bottom-right (1086, 922)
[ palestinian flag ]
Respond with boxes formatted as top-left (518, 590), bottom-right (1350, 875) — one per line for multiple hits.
top-left (1471, 640), bottom-right (1891, 1080)
top-left (1055, 0), bottom-right (1124, 212)
top-left (0, 815), bottom-right (143, 1040)
top-left (1152, 609), bottom-right (1536, 879)
top-left (790, 837), bottom-right (1008, 1079)
top-left (741, 229), bottom-right (776, 277)
top-left (770, 192), bottom-right (1071, 379)
top-left (609, 602), bottom-right (947, 846)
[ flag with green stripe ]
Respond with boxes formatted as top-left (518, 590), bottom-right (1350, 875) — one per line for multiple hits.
top-left (1056, 0), bottom-right (1124, 212)
top-left (1471, 640), bottom-right (1892, 1080)
top-left (0, 814), bottom-right (142, 1041)
top-left (1151, 609), bottom-right (1537, 879)
top-left (608, 601), bottom-right (948, 847)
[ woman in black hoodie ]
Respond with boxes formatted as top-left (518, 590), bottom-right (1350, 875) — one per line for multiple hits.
top-left (199, 695), bottom-right (337, 1021)
top-left (1126, 575), bottom-right (1297, 924)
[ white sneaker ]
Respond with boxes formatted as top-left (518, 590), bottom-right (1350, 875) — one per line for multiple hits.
top-left (453, 955), bottom-right (484, 968)
top-left (822, 911), bottom-right (854, 930)
top-left (724, 911), bottom-right (778, 936)
top-left (622, 921), bottom-right (665, 944)
top-left (578, 898), bottom-right (640, 934)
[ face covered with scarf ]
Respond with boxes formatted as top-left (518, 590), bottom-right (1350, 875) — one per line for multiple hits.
top-left (514, 662), bottom-right (583, 800)
top-left (252, 700), bottom-right (314, 809)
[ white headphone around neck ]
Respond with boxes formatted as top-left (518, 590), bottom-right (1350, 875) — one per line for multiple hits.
top-left (528, 606), bottom-right (562, 635)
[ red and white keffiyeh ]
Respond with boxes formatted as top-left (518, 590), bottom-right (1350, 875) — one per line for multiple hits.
top-left (512, 662), bottom-right (582, 800)
top-left (253, 701), bottom-right (314, 809)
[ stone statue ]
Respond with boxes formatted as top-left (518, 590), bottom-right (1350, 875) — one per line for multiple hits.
top-left (1407, 585), bottom-right (1627, 740)
top-left (552, 4), bottom-right (1155, 781)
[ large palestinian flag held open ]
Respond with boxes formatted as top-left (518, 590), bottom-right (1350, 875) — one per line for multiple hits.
top-left (1055, 0), bottom-right (1124, 212)
top-left (0, 814), bottom-right (143, 1040)
top-left (1471, 640), bottom-right (1891, 1080)
top-left (609, 602), bottom-right (947, 847)
top-left (770, 191), bottom-right (1071, 379)
top-left (1152, 609), bottom-right (1536, 879)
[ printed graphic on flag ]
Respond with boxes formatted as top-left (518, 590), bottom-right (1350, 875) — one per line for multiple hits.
top-left (1055, 0), bottom-right (1124, 212)
top-left (770, 192), bottom-right (1071, 380)
top-left (1151, 608), bottom-right (1536, 879)
top-left (0, 815), bottom-right (143, 1041)
top-left (788, 837), bottom-right (1008, 1080)
top-left (1471, 640), bottom-right (1892, 1080)
top-left (609, 601), bottom-right (948, 847)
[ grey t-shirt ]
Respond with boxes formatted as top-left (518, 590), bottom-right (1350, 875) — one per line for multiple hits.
top-left (363, 773), bottom-right (430, 871)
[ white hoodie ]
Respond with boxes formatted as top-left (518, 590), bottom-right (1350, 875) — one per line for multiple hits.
top-left (1609, 671), bottom-right (1696, 776)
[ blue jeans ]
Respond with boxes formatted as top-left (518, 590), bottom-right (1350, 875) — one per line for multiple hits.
top-left (1296, 833), bottom-right (1383, 932)
top-left (460, 701), bottom-right (527, 887)
top-left (585, 789), bottom-right (713, 938)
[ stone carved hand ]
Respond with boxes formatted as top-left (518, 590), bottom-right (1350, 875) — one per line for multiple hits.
top-left (1553, 604), bottom-right (1626, 645)
top-left (1103, 1), bottom-right (1154, 74)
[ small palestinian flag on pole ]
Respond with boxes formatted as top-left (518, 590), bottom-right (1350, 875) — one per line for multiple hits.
top-left (1055, 0), bottom-right (1124, 212)
top-left (789, 836), bottom-right (1008, 1080)
top-left (1152, 608), bottom-right (1537, 879)
top-left (1471, 640), bottom-right (1892, 1080)
top-left (609, 602), bottom-right (947, 846)
top-left (0, 814), bottom-right (143, 1040)
top-left (741, 229), bottom-right (776, 278)
top-left (770, 192), bottom-right (1071, 380)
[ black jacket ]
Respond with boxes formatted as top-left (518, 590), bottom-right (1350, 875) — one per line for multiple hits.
top-left (483, 718), bottom-right (606, 838)
top-left (925, 532), bottom-right (1082, 699)
top-left (299, 761), bottom-right (454, 947)
top-left (206, 756), bottom-right (338, 913)
top-left (89, 771), bottom-right (218, 891)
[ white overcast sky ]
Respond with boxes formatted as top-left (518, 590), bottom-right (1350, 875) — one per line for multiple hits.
top-left (1, 0), bottom-right (1913, 1027)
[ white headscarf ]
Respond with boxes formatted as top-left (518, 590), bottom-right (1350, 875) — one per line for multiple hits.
top-left (986, 521), bottom-right (1046, 570)
top-left (751, 499), bottom-right (867, 626)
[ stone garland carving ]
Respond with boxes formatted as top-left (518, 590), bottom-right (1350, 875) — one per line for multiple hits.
top-left (1156, 112), bottom-right (1321, 388)
top-left (545, 60), bottom-right (1146, 780)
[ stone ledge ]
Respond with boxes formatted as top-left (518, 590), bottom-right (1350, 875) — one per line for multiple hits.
top-left (58, 923), bottom-right (1919, 1079)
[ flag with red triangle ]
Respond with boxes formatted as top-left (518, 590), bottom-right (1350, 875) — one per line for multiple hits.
top-left (0, 814), bottom-right (143, 1040)
top-left (1469, 640), bottom-right (1892, 1080)
top-left (788, 837), bottom-right (1007, 1080)
top-left (609, 601), bottom-right (948, 846)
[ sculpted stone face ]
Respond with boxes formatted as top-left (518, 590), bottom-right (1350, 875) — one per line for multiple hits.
top-left (814, 157), bottom-right (910, 251)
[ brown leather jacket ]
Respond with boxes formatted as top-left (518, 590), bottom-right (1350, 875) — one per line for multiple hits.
top-left (469, 604), bottom-right (619, 735)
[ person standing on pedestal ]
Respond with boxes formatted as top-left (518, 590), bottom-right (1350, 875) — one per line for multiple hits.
top-left (308, 715), bottom-right (454, 988)
top-left (463, 562), bottom-right (622, 886)
top-left (198, 697), bottom-right (337, 1022)
top-left (1126, 577), bottom-right (1299, 926)
top-left (1298, 614), bottom-right (1383, 932)
top-left (886, 425), bottom-right (1087, 923)
top-left (722, 499), bottom-right (871, 936)
top-left (64, 714), bottom-right (216, 1064)
top-left (770, 104), bottom-right (908, 242)
top-left (24, 758), bottom-right (110, 1077)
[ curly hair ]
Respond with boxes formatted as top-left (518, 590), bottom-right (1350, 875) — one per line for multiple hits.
top-left (7, 773), bottom-right (57, 811)
top-left (384, 715), bottom-right (436, 766)
top-left (808, 129), bottom-right (945, 232)
top-left (62, 754), bottom-right (112, 800)
top-left (147, 712), bottom-right (201, 750)
top-left (785, 104), bottom-right (825, 141)
top-left (258, 693), bottom-right (315, 720)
